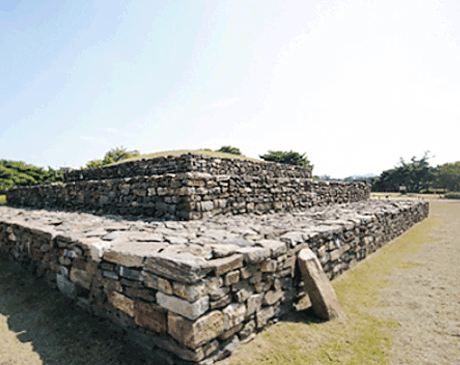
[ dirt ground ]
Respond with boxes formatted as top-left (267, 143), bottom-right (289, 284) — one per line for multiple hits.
top-left (0, 200), bottom-right (459, 364)
top-left (370, 200), bottom-right (460, 365)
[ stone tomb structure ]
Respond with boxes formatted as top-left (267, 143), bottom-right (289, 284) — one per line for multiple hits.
top-left (2, 153), bottom-right (369, 220)
top-left (0, 154), bottom-right (429, 364)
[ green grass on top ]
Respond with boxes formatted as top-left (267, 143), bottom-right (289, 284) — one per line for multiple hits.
top-left (107, 149), bottom-right (263, 166)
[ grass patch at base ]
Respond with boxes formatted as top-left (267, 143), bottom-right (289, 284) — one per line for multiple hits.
top-left (219, 213), bottom-right (443, 365)
top-left (0, 195), bottom-right (6, 205)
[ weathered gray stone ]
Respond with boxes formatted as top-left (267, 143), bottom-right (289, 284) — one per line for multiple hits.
top-left (256, 306), bottom-right (275, 328)
top-left (219, 322), bottom-right (244, 341)
top-left (106, 290), bottom-right (134, 317)
top-left (134, 300), bottom-right (167, 334)
top-left (208, 254), bottom-right (244, 276)
top-left (261, 260), bottom-right (277, 272)
top-left (256, 239), bottom-right (287, 257)
top-left (239, 319), bottom-right (256, 339)
top-left (173, 281), bottom-right (207, 302)
top-left (168, 311), bottom-right (224, 349)
top-left (156, 291), bottom-right (209, 320)
top-left (236, 246), bottom-right (271, 264)
top-left (263, 290), bottom-right (283, 306)
top-left (103, 242), bottom-right (164, 267)
top-left (69, 267), bottom-right (91, 290)
top-left (222, 303), bottom-right (246, 330)
top-left (142, 271), bottom-right (173, 295)
top-left (297, 248), bottom-right (345, 320)
top-left (145, 253), bottom-right (212, 284)
top-left (247, 293), bottom-right (264, 316)
top-left (116, 265), bottom-right (142, 281)
top-left (224, 270), bottom-right (240, 286)
top-left (56, 273), bottom-right (76, 299)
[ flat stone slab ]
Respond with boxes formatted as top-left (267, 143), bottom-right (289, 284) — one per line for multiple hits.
top-left (0, 200), bottom-right (427, 262)
top-left (298, 248), bottom-right (345, 320)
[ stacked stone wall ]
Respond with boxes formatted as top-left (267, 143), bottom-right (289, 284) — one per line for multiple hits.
top-left (0, 200), bottom-right (429, 364)
top-left (2, 175), bottom-right (369, 221)
top-left (64, 153), bottom-right (313, 182)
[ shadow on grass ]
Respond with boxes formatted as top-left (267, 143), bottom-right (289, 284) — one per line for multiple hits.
top-left (0, 255), bottom-right (163, 365)
top-left (280, 306), bottom-right (327, 325)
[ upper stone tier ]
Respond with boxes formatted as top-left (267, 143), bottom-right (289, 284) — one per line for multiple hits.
top-left (1, 153), bottom-right (369, 220)
top-left (64, 153), bottom-right (313, 182)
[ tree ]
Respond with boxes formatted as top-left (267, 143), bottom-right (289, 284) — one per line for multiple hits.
top-left (259, 150), bottom-right (313, 168)
top-left (216, 146), bottom-right (242, 156)
top-left (85, 146), bottom-right (140, 169)
top-left (85, 159), bottom-right (105, 169)
top-left (0, 160), bottom-right (64, 190)
top-left (436, 162), bottom-right (460, 192)
top-left (372, 152), bottom-right (435, 193)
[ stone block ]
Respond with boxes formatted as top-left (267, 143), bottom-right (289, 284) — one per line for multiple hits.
top-left (168, 311), bottom-right (224, 349)
top-left (261, 260), bottom-right (277, 272)
top-left (173, 281), bottom-right (207, 302)
top-left (208, 254), bottom-right (244, 276)
top-left (115, 265), bottom-right (142, 281)
top-left (297, 248), bottom-right (345, 321)
top-left (255, 239), bottom-right (287, 257)
top-left (106, 290), bottom-right (134, 317)
top-left (103, 242), bottom-right (164, 267)
top-left (56, 273), bottom-right (76, 299)
top-left (222, 303), bottom-right (246, 330)
top-left (219, 322), bottom-right (244, 341)
top-left (143, 271), bottom-right (173, 295)
top-left (156, 291), bottom-right (209, 320)
top-left (210, 293), bottom-right (232, 310)
top-left (236, 247), bottom-right (270, 264)
top-left (69, 267), bottom-right (91, 290)
top-left (247, 293), bottom-right (264, 316)
top-left (263, 290), bottom-right (283, 306)
top-left (256, 306), bottom-right (275, 328)
top-left (238, 319), bottom-right (256, 339)
top-left (145, 253), bottom-right (212, 284)
top-left (224, 270), bottom-right (240, 286)
top-left (134, 300), bottom-right (167, 334)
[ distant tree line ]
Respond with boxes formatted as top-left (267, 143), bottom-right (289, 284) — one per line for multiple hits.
top-left (0, 160), bottom-right (64, 190)
top-left (3, 146), bottom-right (457, 195)
top-left (318, 152), bottom-right (460, 193)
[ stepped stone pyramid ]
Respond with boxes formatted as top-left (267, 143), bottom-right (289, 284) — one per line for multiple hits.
top-left (0, 153), bottom-right (429, 364)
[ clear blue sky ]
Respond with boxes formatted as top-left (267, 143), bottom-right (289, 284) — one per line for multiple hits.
top-left (1, 0), bottom-right (459, 178)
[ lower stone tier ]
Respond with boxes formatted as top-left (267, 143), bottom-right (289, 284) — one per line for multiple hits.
top-left (0, 200), bottom-right (429, 364)
top-left (2, 174), bottom-right (369, 220)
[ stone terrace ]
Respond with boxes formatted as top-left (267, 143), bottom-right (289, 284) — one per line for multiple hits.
top-left (1, 153), bottom-right (369, 220)
top-left (0, 199), bottom-right (429, 364)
